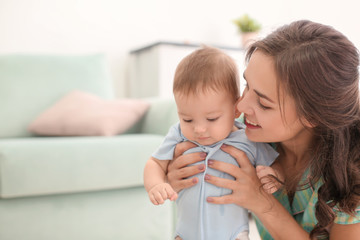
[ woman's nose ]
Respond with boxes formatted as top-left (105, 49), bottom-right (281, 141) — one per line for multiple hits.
top-left (237, 93), bottom-right (255, 115)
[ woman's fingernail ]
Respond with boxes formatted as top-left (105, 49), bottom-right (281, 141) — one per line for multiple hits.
top-left (208, 160), bottom-right (214, 166)
top-left (200, 152), bottom-right (207, 158)
top-left (198, 164), bottom-right (205, 170)
top-left (204, 174), bottom-right (211, 180)
top-left (192, 178), bottom-right (198, 184)
top-left (207, 197), bottom-right (213, 202)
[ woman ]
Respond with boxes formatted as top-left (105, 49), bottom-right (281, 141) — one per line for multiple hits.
top-left (167, 20), bottom-right (360, 239)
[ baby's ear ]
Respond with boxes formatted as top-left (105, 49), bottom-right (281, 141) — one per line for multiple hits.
top-left (235, 109), bottom-right (241, 118)
top-left (234, 97), bottom-right (241, 118)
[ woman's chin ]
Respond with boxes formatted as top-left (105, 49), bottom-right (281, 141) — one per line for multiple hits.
top-left (245, 129), bottom-right (261, 142)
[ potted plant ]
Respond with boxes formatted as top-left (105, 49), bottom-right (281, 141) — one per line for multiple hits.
top-left (233, 14), bottom-right (261, 47)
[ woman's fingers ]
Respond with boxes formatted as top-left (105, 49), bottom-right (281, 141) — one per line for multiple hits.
top-left (205, 174), bottom-right (236, 189)
top-left (167, 142), bottom-right (206, 192)
top-left (204, 145), bottom-right (266, 210)
top-left (168, 143), bottom-right (206, 193)
top-left (205, 174), bottom-right (242, 205)
top-left (174, 141), bottom-right (197, 159)
top-left (178, 163), bottom-right (205, 179)
top-left (220, 144), bottom-right (253, 169)
top-left (170, 152), bottom-right (206, 170)
top-left (172, 142), bottom-right (206, 169)
top-left (168, 153), bottom-right (206, 178)
top-left (170, 177), bottom-right (199, 193)
top-left (167, 150), bottom-right (206, 192)
top-left (207, 194), bottom-right (235, 205)
top-left (207, 159), bottom-right (244, 180)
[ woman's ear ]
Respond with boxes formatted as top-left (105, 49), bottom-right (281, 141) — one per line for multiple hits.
top-left (301, 117), bottom-right (315, 128)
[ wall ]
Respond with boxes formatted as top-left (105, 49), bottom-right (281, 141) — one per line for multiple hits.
top-left (0, 0), bottom-right (359, 97)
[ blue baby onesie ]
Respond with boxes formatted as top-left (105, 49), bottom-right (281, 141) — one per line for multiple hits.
top-left (152, 121), bottom-right (278, 240)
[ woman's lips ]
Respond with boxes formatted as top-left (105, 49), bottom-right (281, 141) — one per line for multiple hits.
top-left (244, 118), bottom-right (261, 129)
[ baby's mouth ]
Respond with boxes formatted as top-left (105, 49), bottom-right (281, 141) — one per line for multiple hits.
top-left (198, 136), bottom-right (210, 140)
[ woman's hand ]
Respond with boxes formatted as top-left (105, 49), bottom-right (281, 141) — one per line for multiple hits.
top-left (167, 141), bottom-right (206, 192)
top-left (206, 145), bottom-right (314, 239)
top-left (205, 144), bottom-right (269, 213)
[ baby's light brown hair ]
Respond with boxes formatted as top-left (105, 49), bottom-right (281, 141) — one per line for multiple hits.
top-left (173, 46), bottom-right (240, 102)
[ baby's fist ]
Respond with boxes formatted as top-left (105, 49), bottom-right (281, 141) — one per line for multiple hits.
top-left (148, 183), bottom-right (178, 205)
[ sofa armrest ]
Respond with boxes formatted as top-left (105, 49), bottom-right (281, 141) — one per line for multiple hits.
top-left (140, 98), bottom-right (178, 135)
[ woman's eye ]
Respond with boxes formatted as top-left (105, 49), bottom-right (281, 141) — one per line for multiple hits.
top-left (207, 117), bottom-right (219, 122)
top-left (183, 119), bottom-right (192, 123)
top-left (258, 101), bottom-right (271, 110)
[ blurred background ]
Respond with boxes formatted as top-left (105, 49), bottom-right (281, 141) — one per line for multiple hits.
top-left (0, 0), bottom-right (359, 97)
top-left (1, 1), bottom-right (359, 239)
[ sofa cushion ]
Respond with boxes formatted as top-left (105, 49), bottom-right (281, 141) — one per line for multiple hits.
top-left (0, 186), bottom-right (174, 240)
top-left (140, 98), bottom-right (178, 135)
top-left (123, 98), bottom-right (178, 135)
top-left (0, 134), bottom-right (162, 198)
top-left (0, 54), bottom-right (113, 138)
top-left (28, 91), bottom-right (150, 136)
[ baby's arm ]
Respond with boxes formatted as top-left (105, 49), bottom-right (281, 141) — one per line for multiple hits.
top-left (256, 161), bottom-right (284, 194)
top-left (144, 157), bottom-right (178, 205)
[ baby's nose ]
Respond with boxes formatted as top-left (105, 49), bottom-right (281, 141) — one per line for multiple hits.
top-left (194, 125), bottom-right (206, 133)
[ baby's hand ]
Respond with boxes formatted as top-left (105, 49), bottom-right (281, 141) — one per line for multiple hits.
top-left (148, 183), bottom-right (178, 205)
top-left (256, 165), bottom-right (283, 194)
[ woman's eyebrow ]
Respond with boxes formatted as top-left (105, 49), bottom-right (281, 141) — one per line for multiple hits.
top-left (243, 72), bottom-right (275, 103)
top-left (254, 89), bottom-right (275, 103)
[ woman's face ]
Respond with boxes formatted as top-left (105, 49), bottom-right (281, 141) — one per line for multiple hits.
top-left (237, 50), bottom-right (309, 144)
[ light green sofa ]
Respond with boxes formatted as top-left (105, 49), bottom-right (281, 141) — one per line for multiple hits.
top-left (0, 54), bottom-right (178, 240)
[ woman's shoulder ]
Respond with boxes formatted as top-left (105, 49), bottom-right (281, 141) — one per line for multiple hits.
top-left (333, 206), bottom-right (360, 224)
top-left (308, 174), bottom-right (360, 224)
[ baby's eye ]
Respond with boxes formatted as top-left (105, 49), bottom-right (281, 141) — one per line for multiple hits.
top-left (183, 119), bottom-right (192, 123)
top-left (207, 117), bottom-right (219, 122)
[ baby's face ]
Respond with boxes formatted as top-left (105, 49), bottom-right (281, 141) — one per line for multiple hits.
top-left (174, 89), bottom-right (238, 146)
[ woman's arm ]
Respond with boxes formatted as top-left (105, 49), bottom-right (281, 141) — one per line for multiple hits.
top-left (330, 223), bottom-right (360, 240)
top-left (167, 141), bottom-right (206, 192)
top-left (206, 144), bottom-right (310, 240)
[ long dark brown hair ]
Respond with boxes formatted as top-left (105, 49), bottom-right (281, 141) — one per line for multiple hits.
top-left (246, 20), bottom-right (360, 238)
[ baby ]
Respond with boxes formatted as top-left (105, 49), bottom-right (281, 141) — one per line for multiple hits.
top-left (144, 47), bottom-right (281, 240)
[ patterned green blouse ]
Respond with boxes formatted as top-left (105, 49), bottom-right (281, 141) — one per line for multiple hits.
top-left (252, 171), bottom-right (360, 239)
